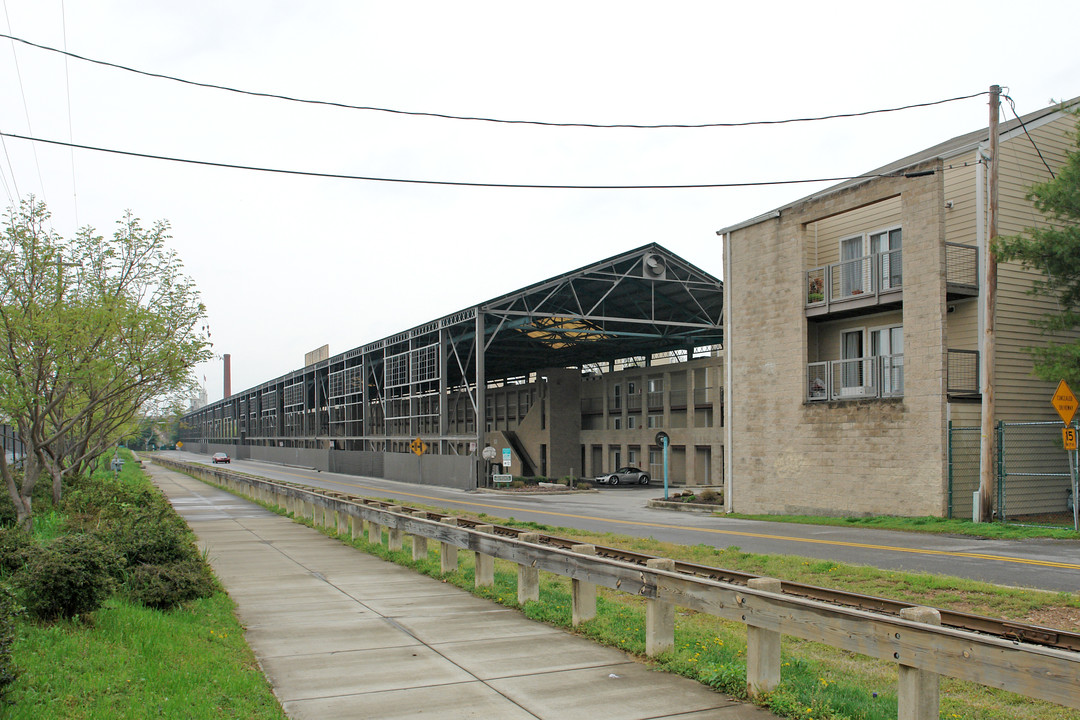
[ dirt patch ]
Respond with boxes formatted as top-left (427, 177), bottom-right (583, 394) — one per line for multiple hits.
top-left (1024, 606), bottom-right (1080, 632)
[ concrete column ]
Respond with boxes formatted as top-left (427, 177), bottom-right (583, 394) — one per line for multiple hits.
top-left (411, 512), bottom-right (428, 561)
top-left (337, 507), bottom-right (349, 535)
top-left (645, 558), bottom-right (675, 656)
top-left (517, 532), bottom-right (540, 604)
top-left (369, 518), bottom-right (383, 545)
top-left (571, 544), bottom-right (597, 625)
top-left (746, 577), bottom-right (782, 698)
top-left (351, 513), bottom-right (363, 540)
top-left (440, 518), bottom-right (458, 573)
top-left (474, 525), bottom-right (495, 587)
top-left (303, 498), bottom-right (314, 522)
top-left (898, 607), bottom-right (941, 720)
top-left (387, 506), bottom-right (404, 550)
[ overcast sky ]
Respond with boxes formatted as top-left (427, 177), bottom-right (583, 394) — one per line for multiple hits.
top-left (2, 1), bottom-right (1078, 403)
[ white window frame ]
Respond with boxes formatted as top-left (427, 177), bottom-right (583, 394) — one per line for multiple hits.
top-left (870, 323), bottom-right (904, 396)
top-left (868, 225), bottom-right (903, 291)
top-left (839, 234), bottom-right (868, 296)
top-left (838, 327), bottom-right (868, 397)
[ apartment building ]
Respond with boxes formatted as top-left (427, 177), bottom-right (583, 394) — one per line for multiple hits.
top-left (718, 97), bottom-right (1079, 516)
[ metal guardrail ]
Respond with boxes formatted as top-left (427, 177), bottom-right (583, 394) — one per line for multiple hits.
top-left (157, 457), bottom-right (1080, 715)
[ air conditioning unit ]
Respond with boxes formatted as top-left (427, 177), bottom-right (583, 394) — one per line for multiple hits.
top-left (643, 253), bottom-right (667, 280)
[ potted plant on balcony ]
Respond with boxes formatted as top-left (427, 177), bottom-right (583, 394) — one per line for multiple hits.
top-left (807, 276), bottom-right (824, 303)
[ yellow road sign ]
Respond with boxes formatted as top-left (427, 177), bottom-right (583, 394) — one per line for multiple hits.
top-left (409, 437), bottom-right (427, 456)
top-left (1052, 379), bottom-right (1078, 425)
top-left (1065, 427), bottom-right (1078, 451)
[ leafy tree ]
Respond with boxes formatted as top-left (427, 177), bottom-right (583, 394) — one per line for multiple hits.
top-left (0, 198), bottom-right (212, 530)
top-left (995, 112), bottom-right (1080, 387)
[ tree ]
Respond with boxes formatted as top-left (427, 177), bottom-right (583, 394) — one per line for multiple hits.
top-left (0, 198), bottom-right (212, 531)
top-left (994, 112), bottom-right (1080, 388)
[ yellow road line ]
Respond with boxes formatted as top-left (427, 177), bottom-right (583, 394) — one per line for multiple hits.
top-left (274, 468), bottom-right (1080, 572)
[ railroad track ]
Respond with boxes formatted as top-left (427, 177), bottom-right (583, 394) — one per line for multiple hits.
top-left (289, 484), bottom-right (1080, 653)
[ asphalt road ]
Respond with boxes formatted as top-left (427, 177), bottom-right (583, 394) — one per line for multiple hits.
top-left (162, 451), bottom-right (1080, 594)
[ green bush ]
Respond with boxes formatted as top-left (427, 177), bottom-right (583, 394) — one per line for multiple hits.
top-left (0, 582), bottom-right (19, 701)
top-left (16, 533), bottom-right (120, 620)
top-left (62, 474), bottom-right (156, 520)
top-left (99, 506), bottom-right (199, 569)
top-left (0, 527), bottom-right (37, 576)
top-left (125, 560), bottom-right (217, 610)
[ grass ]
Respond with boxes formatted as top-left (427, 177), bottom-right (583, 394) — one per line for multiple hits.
top-left (2, 451), bottom-right (286, 720)
top-left (721, 512), bottom-right (1080, 541)
top-left (250, 493), bottom-right (1080, 720)
top-left (7, 595), bottom-right (285, 720)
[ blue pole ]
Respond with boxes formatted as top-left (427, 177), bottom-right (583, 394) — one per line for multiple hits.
top-left (663, 437), bottom-right (669, 500)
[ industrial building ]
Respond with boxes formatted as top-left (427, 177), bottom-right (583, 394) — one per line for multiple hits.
top-left (179, 244), bottom-right (725, 490)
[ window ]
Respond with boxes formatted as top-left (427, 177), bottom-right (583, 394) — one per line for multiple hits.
top-left (647, 414), bottom-right (663, 428)
top-left (871, 324), bottom-right (904, 396)
top-left (870, 227), bottom-right (902, 290)
top-left (627, 415), bottom-right (638, 429)
top-left (611, 416), bottom-right (622, 430)
top-left (838, 329), bottom-right (867, 396)
top-left (840, 235), bottom-right (866, 297)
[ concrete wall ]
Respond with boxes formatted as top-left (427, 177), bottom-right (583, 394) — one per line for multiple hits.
top-left (183, 444), bottom-right (473, 490)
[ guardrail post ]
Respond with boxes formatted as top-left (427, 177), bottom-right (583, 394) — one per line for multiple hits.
top-left (645, 558), bottom-right (675, 656)
top-left (571, 544), bottom-right (597, 625)
top-left (411, 512), bottom-right (429, 560)
top-left (746, 577), bottom-right (782, 697)
top-left (350, 510), bottom-right (363, 540)
top-left (369, 516), bottom-right (383, 545)
top-left (387, 506), bottom-right (404, 550)
top-left (517, 532), bottom-right (540, 603)
top-left (898, 606), bottom-right (941, 720)
top-left (474, 525), bottom-right (495, 587)
top-left (337, 504), bottom-right (349, 535)
top-left (440, 518), bottom-right (458, 572)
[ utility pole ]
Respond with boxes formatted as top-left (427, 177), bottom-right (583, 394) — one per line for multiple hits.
top-left (978, 85), bottom-right (1000, 522)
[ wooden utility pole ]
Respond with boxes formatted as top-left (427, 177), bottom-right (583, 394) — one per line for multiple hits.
top-left (978, 85), bottom-right (1000, 522)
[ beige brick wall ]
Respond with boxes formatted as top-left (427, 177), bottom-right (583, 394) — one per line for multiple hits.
top-left (728, 162), bottom-right (949, 516)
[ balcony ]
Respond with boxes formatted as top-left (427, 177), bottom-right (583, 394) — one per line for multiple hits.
top-left (947, 349), bottom-right (980, 398)
top-left (806, 355), bottom-right (904, 402)
top-left (807, 350), bottom-right (980, 402)
top-left (806, 244), bottom-right (978, 318)
top-left (806, 249), bottom-right (902, 318)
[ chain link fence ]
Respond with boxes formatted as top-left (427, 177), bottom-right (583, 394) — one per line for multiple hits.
top-left (949, 421), bottom-right (1076, 528)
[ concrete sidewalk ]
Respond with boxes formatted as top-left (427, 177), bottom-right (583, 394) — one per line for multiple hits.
top-left (149, 463), bottom-right (777, 720)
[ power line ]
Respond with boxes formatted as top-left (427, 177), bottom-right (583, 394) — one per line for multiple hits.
top-left (0, 32), bottom-right (989, 130)
top-left (1003, 93), bottom-right (1056, 179)
top-left (0, 131), bottom-right (935, 190)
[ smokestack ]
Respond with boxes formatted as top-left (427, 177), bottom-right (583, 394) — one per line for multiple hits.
top-left (223, 354), bottom-right (231, 399)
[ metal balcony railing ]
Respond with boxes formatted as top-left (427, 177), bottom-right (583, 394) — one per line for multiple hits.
top-left (806, 249), bottom-right (902, 308)
top-left (947, 349), bottom-right (980, 395)
top-left (806, 354), bottom-right (904, 402)
top-left (945, 243), bottom-right (978, 288)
